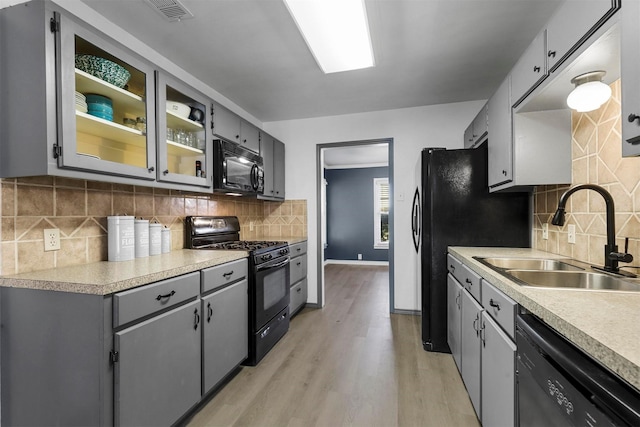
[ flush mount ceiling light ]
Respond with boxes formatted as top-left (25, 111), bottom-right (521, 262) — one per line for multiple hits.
top-left (566, 71), bottom-right (612, 113)
top-left (283, 0), bottom-right (375, 74)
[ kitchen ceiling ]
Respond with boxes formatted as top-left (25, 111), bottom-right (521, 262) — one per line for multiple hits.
top-left (80, 0), bottom-right (563, 123)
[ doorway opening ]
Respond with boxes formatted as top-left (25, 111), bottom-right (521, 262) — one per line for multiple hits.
top-left (315, 138), bottom-right (394, 312)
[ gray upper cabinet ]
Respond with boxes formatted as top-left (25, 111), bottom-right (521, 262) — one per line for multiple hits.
top-left (156, 71), bottom-right (212, 188)
top-left (463, 104), bottom-right (488, 148)
top-left (487, 76), bottom-right (513, 188)
top-left (258, 131), bottom-right (286, 200)
top-left (621, 0), bottom-right (640, 156)
top-left (0, 2), bottom-right (158, 182)
top-left (546, 0), bottom-right (618, 73)
top-left (511, 30), bottom-right (547, 107)
top-left (211, 102), bottom-right (260, 153)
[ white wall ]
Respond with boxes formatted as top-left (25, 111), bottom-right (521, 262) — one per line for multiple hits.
top-left (264, 100), bottom-right (485, 311)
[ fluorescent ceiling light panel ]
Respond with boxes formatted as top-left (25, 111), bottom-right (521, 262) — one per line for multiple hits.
top-left (284, 0), bottom-right (375, 74)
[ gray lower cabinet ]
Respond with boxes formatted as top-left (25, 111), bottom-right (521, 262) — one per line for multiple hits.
top-left (202, 279), bottom-right (248, 394)
top-left (447, 274), bottom-right (462, 370)
top-left (114, 300), bottom-right (201, 427)
top-left (480, 312), bottom-right (516, 427)
top-left (289, 241), bottom-right (308, 316)
top-left (460, 288), bottom-right (482, 419)
top-left (0, 260), bottom-right (248, 426)
top-left (447, 253), bottom-right (518, 426)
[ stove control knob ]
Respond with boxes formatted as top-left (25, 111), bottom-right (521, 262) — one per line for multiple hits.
top-left (261, 254), bottom-right (272, 261)
top-left (279, 249), bottom-right (289, 255)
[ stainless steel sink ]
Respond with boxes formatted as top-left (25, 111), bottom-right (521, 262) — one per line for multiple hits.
top-left (506, 270), bottom-right (640, 292)
top-left (479, 257), bottom-right (584, 271)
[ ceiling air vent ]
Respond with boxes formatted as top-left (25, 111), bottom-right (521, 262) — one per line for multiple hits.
top-left (144, 0), bottom-right (194, 22)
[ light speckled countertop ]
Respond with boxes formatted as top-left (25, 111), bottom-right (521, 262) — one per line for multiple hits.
top-left (0, 250), bottom-right (248, 295)
top-left (449, 246), bottom-right (640, 391)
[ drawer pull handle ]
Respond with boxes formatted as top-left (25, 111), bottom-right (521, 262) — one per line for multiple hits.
top-left (450, 264), bottom-right (455, 272)
top-left (489, 299), bottom-right (501, 310)
top-left (207, 302), bottom-right (213, 322)
top-left (297, 288), bottom-right (302, 293)
top-left (194, 308), bottom-right (200, 330)
top-left (297, 262), bottom-right (301, 266)
top-left (223, 270), bottom-right (234, 278)
top-left (156, 290), bottom-right (176, 301)
top-left (465, 278), bottom-right (472, 286)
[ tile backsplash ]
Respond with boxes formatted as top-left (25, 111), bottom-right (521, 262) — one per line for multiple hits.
top-left (0, 176), bottom-right (306, 275)
top-left (533, 80), bottom-right (640, 268)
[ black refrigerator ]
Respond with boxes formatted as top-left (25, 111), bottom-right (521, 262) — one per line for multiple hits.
top-left (413, 143), bottom-right (531, 353)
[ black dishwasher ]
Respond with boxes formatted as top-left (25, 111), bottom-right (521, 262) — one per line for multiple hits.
top-left (516, 313), bottom-right (640, 427)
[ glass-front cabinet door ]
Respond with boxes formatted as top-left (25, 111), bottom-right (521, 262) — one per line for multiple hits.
top-left (156, 71), bottom-right (211, 188)
top-left (56, 12), bottom-right (156, 180)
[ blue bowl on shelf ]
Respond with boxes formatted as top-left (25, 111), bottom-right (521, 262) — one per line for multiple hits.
top-left (84, 93), bottom-right (113, 107)
top-left (88, 104), bottom-right (114, 115)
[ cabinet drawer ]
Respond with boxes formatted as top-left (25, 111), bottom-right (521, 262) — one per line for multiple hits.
top-left (113, 272), bottom-right (200, 328)
top-left (447, 254), bottom-right (463, 279)
top-left (290, 254), bottom-right (307, 285)
top-left (290, 278), bottom-right (307, 315)
top-left (482, 279), bottom-right (517, 339)
top-left (290, 241), bottom-right (307, 257)
top-left (460, 264), bottom-right (482, 302)
top-left (201, 258), bottom-right (248, 294)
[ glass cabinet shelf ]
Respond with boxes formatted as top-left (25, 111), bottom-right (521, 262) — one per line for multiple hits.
top-left (166, 110), bottom-right (203, 131)
top-left (166, 140), bottom-right (204, 156)
top-left (75, 69), bottom-right (146, 118)
top-left (76, 111), bottom-right (145, 147)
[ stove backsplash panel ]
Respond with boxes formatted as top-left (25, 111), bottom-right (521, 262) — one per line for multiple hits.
top-left (0, 180), bottom-right (307, 275)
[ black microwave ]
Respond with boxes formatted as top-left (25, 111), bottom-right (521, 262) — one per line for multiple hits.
top-left (212, 140), bottom-right (264, 196)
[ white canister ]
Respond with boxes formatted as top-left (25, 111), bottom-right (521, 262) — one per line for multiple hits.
top-left (108, 216), bottom-right (135, 261)
top-left (161, 227), bottom-right (171, 253)
top-left (134, 218), bottom-right (150, 258)
top-left (149, 223), bottom-right (162, 256)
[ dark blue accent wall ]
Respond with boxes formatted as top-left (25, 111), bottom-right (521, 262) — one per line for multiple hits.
top-left (325, 167), bottom-right (389, 261)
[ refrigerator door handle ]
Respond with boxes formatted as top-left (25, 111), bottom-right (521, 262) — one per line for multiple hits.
top-left (411, 187), bottom-right (421, 253)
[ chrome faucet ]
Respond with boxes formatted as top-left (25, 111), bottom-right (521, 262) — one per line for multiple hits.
top-left (551, 184), bottom-right (634, 275)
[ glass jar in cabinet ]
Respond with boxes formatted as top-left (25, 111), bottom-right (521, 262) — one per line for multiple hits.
top-left (57, 12), bottom-right (157, 180)
top-left (156, 71), bottom-right (212, 188)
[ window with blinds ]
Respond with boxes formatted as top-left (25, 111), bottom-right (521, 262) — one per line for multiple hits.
top-left (374, 178), bottom-right (389, 249)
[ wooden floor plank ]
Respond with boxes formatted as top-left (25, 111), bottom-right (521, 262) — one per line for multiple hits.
top-left (187, 264), bottom-right (480, 427)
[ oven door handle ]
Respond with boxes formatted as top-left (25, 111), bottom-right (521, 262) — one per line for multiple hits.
top-left (256, 258), bottom-right (290, 272)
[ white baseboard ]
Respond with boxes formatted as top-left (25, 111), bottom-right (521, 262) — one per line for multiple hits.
top-left (324, 259), bottom-right (389, 266)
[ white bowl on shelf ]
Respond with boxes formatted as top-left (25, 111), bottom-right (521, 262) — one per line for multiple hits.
top-left (166, 101), bottom-right (190, 119)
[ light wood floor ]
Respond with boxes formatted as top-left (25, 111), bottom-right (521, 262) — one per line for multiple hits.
top-left (187, 264), bottom-right (479, 427)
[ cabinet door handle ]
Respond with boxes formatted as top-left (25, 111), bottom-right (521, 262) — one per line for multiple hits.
top-left (207, 302), bottom-right (213, 323)
top-left (163, 170), bottom-right (169, 175)
top-left (156, 290), bottom-right (175, 301)
top-left (473, 314), bottom-right (480, 335)
top-left (489, 298), bottom-right (501, 311)
top-left (628, 113), bottom-right (640, 124)
top-left (533, 65), bottom-right (541, 73)
top-left (223, 270), bottom-right (234, 278)
top-left (502, 170), bottom-right (507, 176)
top-left (148, 166), bottom-right (155, 173)
top-left (296, 262), bottom-right (301, 266)
top-left (480, 320), bottom-right (486, 348)
top-left (194, 308), bottom-right (200, 330)
top-left (449, 264), bottom-right (455, 272)
top-left (296, 287), bottom-right (302, 293)
top-left (455, 292), bottom-right (461, 309)
top-left (548, 50), bottom-right (556, 58)
top-left (465, 278), bottom-right (472, 286)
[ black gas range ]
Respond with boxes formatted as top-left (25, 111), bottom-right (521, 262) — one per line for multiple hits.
top-left (185, 216), bottom-right (291, 365)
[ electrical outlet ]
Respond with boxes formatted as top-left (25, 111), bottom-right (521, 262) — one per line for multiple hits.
top-left (250, 221), bottom-right (254, 231)
top-left (358, 253), bottom-right (363, 260)
top-left (568, 224), bottom-right (576, 244)
top-left (542, 223), bottom-right (549, 240)
top-left (44, 228), bottom-right (60, 251)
